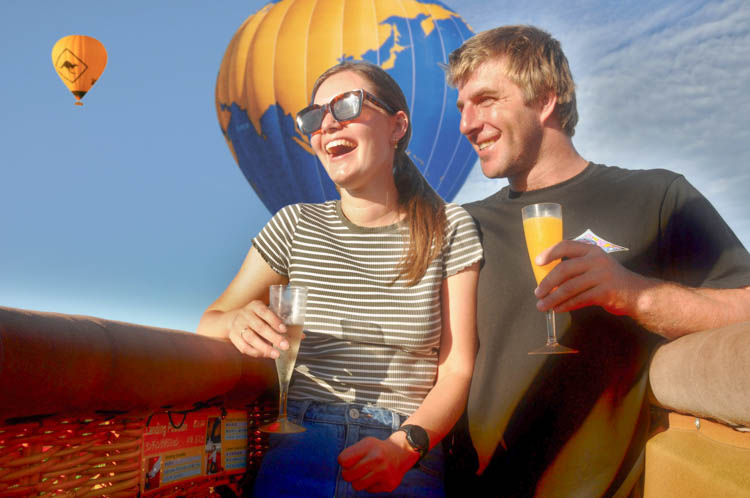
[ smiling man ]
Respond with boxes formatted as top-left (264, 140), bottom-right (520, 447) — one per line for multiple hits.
top-left (444, 25), bottom-right (750, 497)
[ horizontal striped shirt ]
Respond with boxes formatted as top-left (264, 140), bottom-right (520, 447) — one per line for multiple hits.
top-left (253, 200), bottom-right (482, 415)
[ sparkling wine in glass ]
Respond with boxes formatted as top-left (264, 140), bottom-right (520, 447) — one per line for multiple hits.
top-left (260, 285), bottom-right (308, 433)
top-left (522, 203), bottom-right (578, 355)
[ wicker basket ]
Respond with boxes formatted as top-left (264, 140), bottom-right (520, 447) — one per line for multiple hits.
top-left (0, 414), bottom-right (144, 497)
top-left (0, 307), bottom-right (279, 497)
top-left (0, 397), bottom-right (277, 497)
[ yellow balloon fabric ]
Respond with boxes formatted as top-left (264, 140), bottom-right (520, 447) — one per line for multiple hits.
top-left (51, 35), bottom-right (107, 105)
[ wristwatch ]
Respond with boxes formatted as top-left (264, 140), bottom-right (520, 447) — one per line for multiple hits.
top-left (397, 424), bottom-right (429, 464)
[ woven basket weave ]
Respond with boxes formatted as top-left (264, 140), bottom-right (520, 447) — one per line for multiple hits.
top-left (0, 415), bottom-right (144, 497)
top-left (0, 396), bottom-right (276, 497)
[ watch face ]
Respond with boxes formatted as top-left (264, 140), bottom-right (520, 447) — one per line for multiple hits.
top-left (404, 425), bottom-right (429, 452)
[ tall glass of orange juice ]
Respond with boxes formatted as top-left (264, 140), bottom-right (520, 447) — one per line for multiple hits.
top-left (521, 203), bottom-right (578, 355)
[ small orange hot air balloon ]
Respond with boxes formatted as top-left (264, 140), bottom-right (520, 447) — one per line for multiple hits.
top-left (51, 35), bottom-right (107, 106)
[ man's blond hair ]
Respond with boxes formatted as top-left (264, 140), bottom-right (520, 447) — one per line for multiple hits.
top-left (447, 25), bottom-right (578, 136)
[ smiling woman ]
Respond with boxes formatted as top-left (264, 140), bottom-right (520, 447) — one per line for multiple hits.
top-left (308, 72), bottom-right (405, 200)
top-left (307, 62), bottom-right (453, 285)
top-left (197, 61), bottom-right (483, 496)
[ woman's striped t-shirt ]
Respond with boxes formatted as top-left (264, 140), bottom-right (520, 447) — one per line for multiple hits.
top-left (253, 200), bottom-right (483, 416)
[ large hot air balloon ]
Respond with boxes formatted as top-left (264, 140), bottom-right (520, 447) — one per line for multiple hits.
top-left (216, 0), bottom-right (476, 214)
top-left (51, 35), bottom-right (107, 106)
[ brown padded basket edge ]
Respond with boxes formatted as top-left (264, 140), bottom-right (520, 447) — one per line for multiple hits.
top-left (0, 306), bottom-right (276, 422)
top-left (649, 320), bottom-right (750, 428)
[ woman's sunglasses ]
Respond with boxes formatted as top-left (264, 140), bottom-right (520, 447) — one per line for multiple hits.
top-left (296, 89), bottom-right (395, 135)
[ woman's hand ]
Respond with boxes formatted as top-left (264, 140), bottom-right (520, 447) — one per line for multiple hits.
top-left (227, 300), bottom-right (288, 358)
top-left (196, 246), bottom-right (289, 347)
top-left (337, 433), bottom-right (419, 493)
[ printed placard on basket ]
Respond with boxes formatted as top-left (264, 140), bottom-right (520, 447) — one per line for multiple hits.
top-left (141, 407), bottom-right (248, 494)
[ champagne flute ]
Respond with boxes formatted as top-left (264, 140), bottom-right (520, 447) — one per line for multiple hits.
top-left (260, 285), bottom-right (308, 433)
top-left (521, 203), bottom-right (578, 355)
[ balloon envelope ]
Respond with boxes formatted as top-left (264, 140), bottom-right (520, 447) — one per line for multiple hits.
top-left (216, 0), bottom-right (477, 214)
top-left (52, 35), bottom-right (107, 105)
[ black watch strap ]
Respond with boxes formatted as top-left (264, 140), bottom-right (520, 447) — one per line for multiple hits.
top-left (397, 424), bottom-right (429, 464)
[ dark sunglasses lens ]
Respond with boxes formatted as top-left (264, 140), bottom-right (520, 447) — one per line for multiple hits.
top-left (297, 91), bottom-right (365, 134)
top-left (331, 91), bottom-right (362, 122)
top-left (297, 107), bottom-right (324, 134)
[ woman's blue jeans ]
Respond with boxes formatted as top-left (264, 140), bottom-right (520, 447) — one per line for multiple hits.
top-left (251, 399), bottom-right (445, 497)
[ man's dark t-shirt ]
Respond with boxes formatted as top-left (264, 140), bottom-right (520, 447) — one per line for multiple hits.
top-left (451, 163), bottom-right (750, 497)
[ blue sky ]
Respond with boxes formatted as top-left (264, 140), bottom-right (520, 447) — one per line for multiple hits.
top-left (2, 0), bottom-right (748, 332)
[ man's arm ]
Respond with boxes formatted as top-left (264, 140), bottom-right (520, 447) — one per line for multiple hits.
top-left (535, 240), bottom-right (750, 339)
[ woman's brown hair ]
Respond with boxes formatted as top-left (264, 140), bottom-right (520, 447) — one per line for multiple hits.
top-left (310, 61), bottom-right (446, 286)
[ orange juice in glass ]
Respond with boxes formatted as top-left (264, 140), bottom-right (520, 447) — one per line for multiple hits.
top-left (523, 215), bottom-right (563, 284)
top-left (521, 203), bottom-right (578, 355)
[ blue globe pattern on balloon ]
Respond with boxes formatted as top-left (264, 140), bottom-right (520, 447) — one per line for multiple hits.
top-left (220, 1), bottom-right (476, 215)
